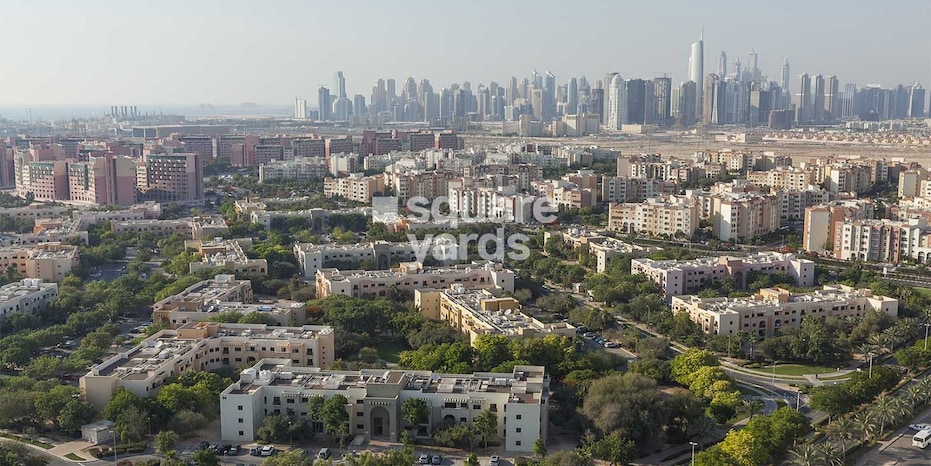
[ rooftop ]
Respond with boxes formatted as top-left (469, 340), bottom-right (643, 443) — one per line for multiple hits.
top-left (319, 261), bottom-right (505, 281)
top-left (0, 279), bottom-right (56, 302)
top-left (681, 285), bottom-right (894, 315)
top-left (635, 251), bottom-right (810, 271)
top-left (441, 285), bottom-right (573, 337)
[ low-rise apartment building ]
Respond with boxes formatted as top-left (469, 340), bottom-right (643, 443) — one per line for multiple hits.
top-left (219, 359), bottom-right (548, 452)
top-left (80, 322), bottom-right (335, 410)
top-left (632, 251), bottom-right (816, 300)
top-left (415, 285), bottom-right (575, 346)
top-left (186, 238), bottom-right (268, 276)
top-left (0, 278), bottom-right (58, 322)
top-left (833, 217), bottom-right (931, 264)
top-left (258, 158), bottom-right (329, 183)
top-left (153, 274), bottom-right (254, 327)
top-left (323, 173), bottom-right (385, 203)
top-left (671, 285), bottom-right (897, 338)
top-left (315, 261), bottom-right (515, 298)
top-left (0, 242), bottom-right (79, 281)
top-left (294, 241), bottom-right (425, 279)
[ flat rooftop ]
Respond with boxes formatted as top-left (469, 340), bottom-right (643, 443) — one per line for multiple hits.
top-left (0, 279), bottom-right (55, 302)
top-left (635, 251), bottom-right (808, 271)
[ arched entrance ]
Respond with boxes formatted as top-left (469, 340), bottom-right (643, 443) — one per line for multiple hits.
top-left (370, 406), bottom-right (390, 438)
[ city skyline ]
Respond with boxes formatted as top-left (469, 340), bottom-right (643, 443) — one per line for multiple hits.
top-left (0, 0), bottom-right (928, 106)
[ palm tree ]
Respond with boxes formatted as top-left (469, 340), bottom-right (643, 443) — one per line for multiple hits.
top-left (817, 443), bottom-right (844, 466)
top-left (689, 414), bottom-right (715, 446)
top-left (880, 327), bottom-right (901, 352)
top-left (905, 383), bottom-right (929, 408)
top-left (896, 317), bottom-right (919, 340)
top-left (867, 334), bottom-right (889, 355)
top-left (856, 343), bottom-right (879, 361)
top-left (853, 411), bottom-right (876, 442)
top-left (785, 443), bottom-right (826, 466)
top-left (741, 399), bottom-right (765, 420)
top-left (869, 394), bottom-right (910, 437)
top-left (826, 416), bottom-right (857, 463)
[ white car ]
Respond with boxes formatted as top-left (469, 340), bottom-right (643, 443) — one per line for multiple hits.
top-left (489, 455), bottom-right (500, 466)
top-left (909, 423), bottom-right (931, 432)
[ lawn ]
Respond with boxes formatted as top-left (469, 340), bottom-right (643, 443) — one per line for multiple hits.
top-left (65, 453), bottom-right (85, 461)
top-left (0, 433), bottom-right (54, 449)
top-left (377, 342), bottom-right (407, 363)
top-left (915, 287), bottom-right (931, 297)
top-left (768, 364), bottom-right (836, 376)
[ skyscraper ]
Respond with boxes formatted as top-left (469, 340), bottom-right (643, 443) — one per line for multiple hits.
top-left (824, 75), bottom-right (839, 122)
top-left (702, 74), bottom-right (724, 125)
top-left (626, 79), bottom-right (646, 124)
top-left (842, 83), bottom-right (857, 118)
top-left (780, 58), bottom-right (791, 109)
top-left (605, 73), bottom-right (627, 130)
top-left (334, 71), bottom-right (347, 99)
top-left (567, 78), bottom-right (579, 115)
top-left (677, 81), bottom-right (697, 127)
top-left (795, 73), bottom-right (811, 124)
top-left (748, 49), bottom-right (760, 82)
top-left (353, 95), bottom-right (366, 118)
top-left (909, 82), bottom-right (926, 118)
top-left (813, 75), bottom-right (826, 124)
top-left (318, 87), bottom-right (332, 121)
top-left (718, 51), bottom-right (728, 77)
top-left (543, 71), bottom-right (557, 120)
top-left (294, 98), bottom-right (307, 119)
top-left (386, 79), bottom-right (396, 103)
top-left (689, 29), bottom-right (704, 119)
top-left (653, 77), bottom-right (672, 126)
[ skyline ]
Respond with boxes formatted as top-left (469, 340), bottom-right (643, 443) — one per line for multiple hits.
top-left (1, 0), bottom-right (929, 106)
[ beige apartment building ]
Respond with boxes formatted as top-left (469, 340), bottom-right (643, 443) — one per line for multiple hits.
top-left (315, 261), bottom-right (515, 299)
top-left (416, 285), bottom-right (575, 346)
top-left (608, 196), bottom-right (700, 238)
top-left (186, 238), bottom-right (268, 276)
top-left (153, 274), bottom-right (254, 327)
top-left (0, 243), bottom-right (79, 281)
top-left (323, 173), bottom-right (386, 203)
top-left (0, 278), bottom-right (58, 322)
top-left (80, 321), bottom-right (335, 410)
top-left (671, 285), bottom-right (898, 338)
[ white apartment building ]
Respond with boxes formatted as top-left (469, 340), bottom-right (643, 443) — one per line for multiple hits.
top-left (259, 158), bottom-right (329, 183)
top-left (186, 238), bottom-right (268, 276)
top-left (219, 359), bottom-right (548, 452)
top-left (315, 261), bottom-right (515, 298)
top-left (746, 167), bottom-right (815, 191)
top-left (833, 217), bottom-right (931, 264)
top-left (416, 285), bottom-right (576, 346)
top-left (710, 192), bottom-right (780, 242)
top-left (0, 278), bottom-right (58, 322)
top-left (607, 196), bottom-right (700, 238)
top-left (80, 322), bottom-right (335, 410)
top-left (802, 200), bottom-right (875, 254)
top-left (323, 173), bottom-right (386, 203)
top-left (671, 285), bottom-right (898, 338)
top-left (294, 241), bottom-right (418, 279)
top-left (777, 188), bottom-right (831, 221)
top-left (632, 251), bottom-right (816, 300)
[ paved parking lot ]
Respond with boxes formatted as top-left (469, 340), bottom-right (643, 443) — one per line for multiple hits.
top-left (856, 406), bottom-right (931, 465)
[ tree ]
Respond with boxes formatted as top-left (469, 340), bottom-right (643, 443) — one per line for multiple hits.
top-left (156, 430), bottom-right (179, 456)
top-left (719, 429), bottom-right (768, 466)
top-left (0, 442), bottom-right (49, 466)
top-left (826, 416), bottom-right (857, 463)
top-left (868, 394), bottom-right (910, 437)
top-left (116, 405), bottom-right (148, 442)
top-left (533, 438), bottom-right (547, 458)
top-left (583, 431), bottom-right (636, 466)
top-left (321, 394), bottom-right (350, 445)
top-left (192, 448), bottom-right (219, 466)
top-left (670, 349), bottom-right (718, 386)
top-left (260, 448), bottom-right (315, 466)
top-left (58, 399), bottom-right (95, 436)
top-left (853, 411), bottom-right (876, 442)
top-left (784, 443), bottom-right (826, 466)
top-left (740, 399), bottom-right (764, 420)
top-left (581, 373), bottom-right (666, 443)
top-left (539, 450), bottom-right (594, 466)
top-left (401, 398), bottom-right (429, 430)
top-left (474, 409), bottom-right (498, 448)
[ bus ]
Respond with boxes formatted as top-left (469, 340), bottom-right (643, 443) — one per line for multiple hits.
top-left (913, 429), bottom-right (931, 449)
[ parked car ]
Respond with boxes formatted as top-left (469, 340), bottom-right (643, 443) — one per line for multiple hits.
top-left (198, 441), bottom-right (210, 450)
top-left (419, 453), bottom-right (430, 464)
top-left (259, 446), bottom-right (276, 457)
top-left (909, 423), bottom-right (931, 432)
top-left (432, 454), bottom-right (442, 464)
top-left (490, 455), bottom-right (500, 466)
top-left (219, 445), bottom-right (232, 455)
top-left (317, 448), bottom-right (331, 459)
top-left (604, 341), bottom-right (620, 348)
top-left (249, 447), bottom-right (260, 456)
top-left (227, 445), bottom-right (240, 456)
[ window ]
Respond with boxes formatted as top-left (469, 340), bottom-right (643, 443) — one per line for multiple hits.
top-left (516, 415), bottom-right (522, 420)
top-left (357, 424), bottom-right (364, 430)
top-left (237, 405), bottom-right (243, 411)
top-left (473, 404), bottom-right (481, 410)
top-left (238, 431), bottom-right (244, 436)
top-left (238, 418), bottom-right (243, 423)
top-left (357, 412), bottom-right (363, 417)
top-left (516, 427), bottom-right (522, 433)
top-left (287, 399), bottom-right (294, 404)
top-left (516, 441), bottom-right (522, 446)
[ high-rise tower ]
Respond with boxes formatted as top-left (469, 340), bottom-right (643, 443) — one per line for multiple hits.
top-left (718, 51), bottom-right (728, 77)
top-left (909, 82), bottom-right (926, 118)
top-left (780, 58), bottom-right (791, 108)
top-left (689, 29), bottom-right (704, 119)
top-left (334, 71), bottom-right (347, 99)
top-left (796, 73), bottom-right (812, 124)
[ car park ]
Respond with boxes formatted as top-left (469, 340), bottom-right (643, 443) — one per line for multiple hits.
top-left (227, 445), bottom-right (240, 455)
top-left (604, 341), bottom-right (620, 348)
top-left (260, 446), bottom-right (276, 457)
top-left (249, 447), bottom-right (260, 456)
top-left (909, 423), bottom-right (931, 432)
top-left (198, 441), bottom-right (210, 450)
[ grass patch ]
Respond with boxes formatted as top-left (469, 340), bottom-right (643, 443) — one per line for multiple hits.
top-left (65, 453), bottom-right (85, 461)
top-left (0, 433), bottom-right (54, 449)
top-left (376, 342), bottom-right (407, 363)
top-left (768, 364), bottom-right (836, 376)
top-left (914, 287), bottom-right (931, 297)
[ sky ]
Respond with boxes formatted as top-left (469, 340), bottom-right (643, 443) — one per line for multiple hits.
top-left (1, 0), bottom-right (929, 107)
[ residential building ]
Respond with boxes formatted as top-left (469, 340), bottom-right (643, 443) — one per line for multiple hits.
top-left (632, 251), bottom-right (816, 300)
top-left (323, 173), bottom-right (386, 203)
top-left (315, 261), bottom-right (515, 299)
top-left (66, 155), bottom-right (137, 206)
top-left (186, 238), bottom-right (268, 276)
top-left (219, 359), bottom-right (548, 452)
top-left (80, 322), bottom-right (336, 410)
top-left (136, 153), bottom-right (204, 203)
top-left (671, 285), bottom-right (897, 337)
top-left (608, 196), bottom-right (700, 238)
top-left (710, 192), bottom-right (780, 242)
top-left (294, 241), bottom-right (426, 279)
top-left (153, 274), bottom-right (254, 327)
top-left (416, 285), bottom-right (575, 346)
top-left (777, 188), bottom-right (831, 221)
top-left (746, 167), bottom-right (814, 191)
top-left (259, 158), bottom-right (328, 183)
top-left (0, 278), bottom-right (58, 322)
top-left (601, 176), bottom-right (679, 203)
top-left (833, 217), bottom-right (931, 264)
top-left (0, 243), bottom-right (79, 281)
top-left (802, 200), bottom-right (875, 254)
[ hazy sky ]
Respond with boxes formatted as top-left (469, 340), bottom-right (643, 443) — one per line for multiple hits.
top-left (2, 0), bottom-right (929, 106)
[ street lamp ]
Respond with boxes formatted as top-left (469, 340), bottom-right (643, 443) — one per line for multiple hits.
top-left (771, 360), bottom-right (779, 390)
top-left (108, 430), bottom-right (117, 463)
top-left (288, 420), bottom-right (293, 446)
top-left (868, 352), bottom-right (875, 378)
top-left (689, 441), bottom-right (698, 466)
top-left (923, 323), bottom-right (930, 352)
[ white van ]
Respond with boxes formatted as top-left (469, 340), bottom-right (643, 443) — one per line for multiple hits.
top-left (913, 428), bottom-right (931, 449)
